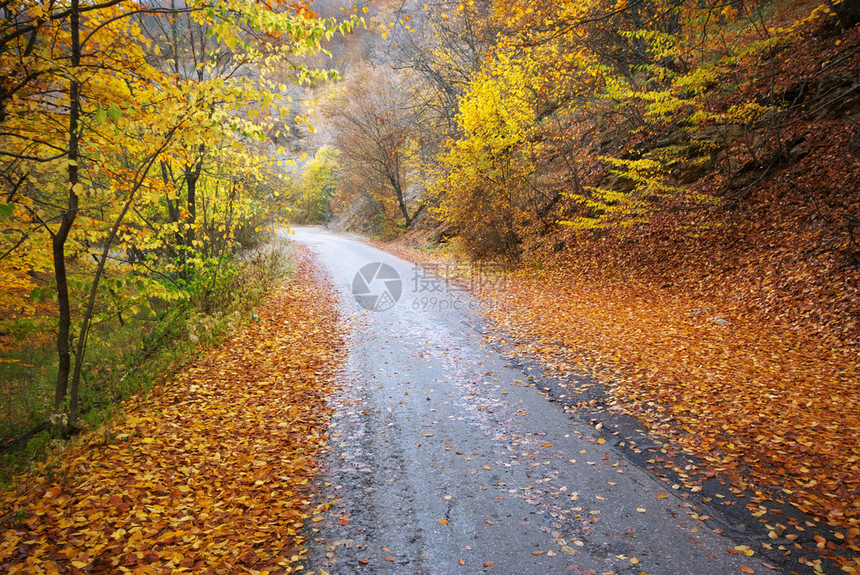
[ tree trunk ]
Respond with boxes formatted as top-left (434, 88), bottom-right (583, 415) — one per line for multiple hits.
top-left (52, 197), bottom-right (76, 419)
top-left (160, 160), bottom-right (182, 255)
top-left (184, 146), bottom-right (205, 248)
top-left (70, 178), bottom-right (149, 424)
top-left (829, 0), bottom-right (860, 30)
top-left (388, 174), bottom-right (412, 227)
top-left (53, 0), bottom-right (81, 433)
top-left (186, 166), bottom-right (198, 247)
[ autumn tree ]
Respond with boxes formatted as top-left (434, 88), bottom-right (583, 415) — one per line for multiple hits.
top-left (323, 63), bottom-right (425, 229)
top-left (0, 0), bottom-right (357, 432)
top-left (0, 0), bottom-right (186, 430)
top-left (387, 0), bottom-right (498, 139)
top-left (428, 0), bottom-right (852, 259)
top-left (133, 2), bottom-right (325, 260)
top-left (293, 147), bottom-right (339, 224)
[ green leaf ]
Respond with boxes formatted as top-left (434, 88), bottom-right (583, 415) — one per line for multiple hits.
top-left (94, 108), bottom-right (107, 124)
top-left (107, 103), bottom-right (122, 121)
top-left (30, 286), bottom-right (53, 303)
top-left (0, 203), bottom-right (14, 220)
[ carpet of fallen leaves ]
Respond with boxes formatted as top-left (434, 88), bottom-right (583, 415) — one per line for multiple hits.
top-left (382, 240), bottom-right (859, 572)
top-left (0, 245), bottom-right (343, 574)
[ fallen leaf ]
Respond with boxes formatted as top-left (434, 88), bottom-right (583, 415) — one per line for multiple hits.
top-left (734, 545), bottom-right (754, 557)
top-left (0, 250), bottom-right (346, 575)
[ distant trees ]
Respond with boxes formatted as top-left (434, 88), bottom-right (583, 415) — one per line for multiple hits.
top-left (323, 64), bottom-right (426, 230)
top-left (389, 0), bottom-right (497, 140)
top-left (293, 147), bottom-right (339, 224)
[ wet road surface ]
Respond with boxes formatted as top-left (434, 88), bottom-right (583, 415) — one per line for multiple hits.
top-left (288, 227), bottom-right (756, 575)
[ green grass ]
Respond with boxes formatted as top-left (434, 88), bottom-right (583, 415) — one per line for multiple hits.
top-left (0, 344), bottom-right (57, 440)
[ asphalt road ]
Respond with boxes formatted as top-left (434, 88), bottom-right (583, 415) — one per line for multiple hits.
top-left (288, 227), bottom-right (757, 575)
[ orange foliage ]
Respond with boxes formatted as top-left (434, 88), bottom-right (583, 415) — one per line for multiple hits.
top-left (0, 247), bottom-right (343, 573)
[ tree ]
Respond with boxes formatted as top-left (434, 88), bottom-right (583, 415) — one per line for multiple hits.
top-left (294, 147), bottom-right (339, 224)
top-left (388, 0), bottom-right (498, 140)
top-left (0, 0), bottom-right (357, 432)
top-left (323, 63), bottom-right (425, 228)
top-left (431, 0), bottom-right (846, 253)
top-left (435, 51), bottom-right (542, 261)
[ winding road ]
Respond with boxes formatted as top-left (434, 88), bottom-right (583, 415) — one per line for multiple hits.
top-left (288, 227), bottom-right (753, 575)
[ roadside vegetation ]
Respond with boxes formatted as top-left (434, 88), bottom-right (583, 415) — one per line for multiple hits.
top-left (0, 246), bottom-right (343, 573)
top-left (0, 0), bottom-right (357, 463)
top-left (0, 235), bottom-right (292, 484)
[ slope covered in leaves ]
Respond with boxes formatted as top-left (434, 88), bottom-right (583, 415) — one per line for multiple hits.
top-left (0, 245), bottom-right (342, 574)
top-left (381, 238), bottom-right (858, 572)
